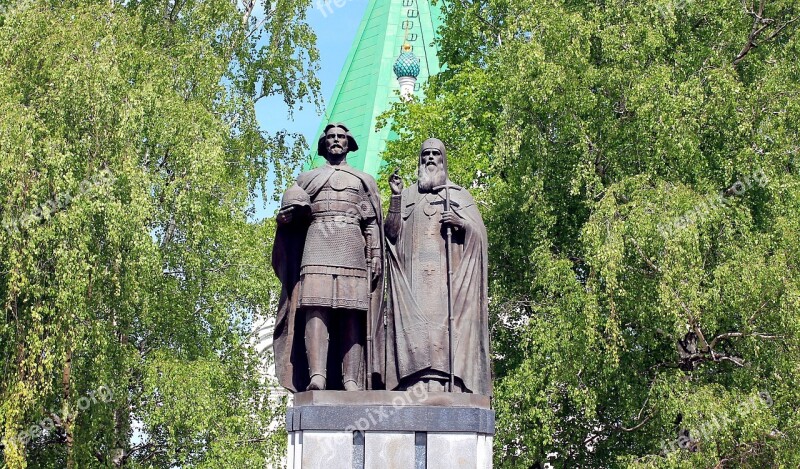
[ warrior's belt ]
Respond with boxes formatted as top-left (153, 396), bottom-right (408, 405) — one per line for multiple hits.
top-left (310, 213), bottom-right (361, 225)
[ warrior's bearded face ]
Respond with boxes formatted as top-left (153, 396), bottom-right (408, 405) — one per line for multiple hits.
top-left (418, 148), bottom-right (446, 192)
top-left (324, 126), bottom-right (349, 160)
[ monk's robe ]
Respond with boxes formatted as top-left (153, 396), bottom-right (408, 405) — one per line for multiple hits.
top-left (381, 180), bottom-right (491, 396)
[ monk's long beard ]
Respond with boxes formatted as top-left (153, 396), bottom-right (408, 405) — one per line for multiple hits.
top-left (418, 164), bottom-right (446, 192)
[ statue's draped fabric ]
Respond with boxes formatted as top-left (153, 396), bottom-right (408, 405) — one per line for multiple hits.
top-left (272, 164), bottom-right (385, 392)
top-left (380, 181), bottom-right (492, 396)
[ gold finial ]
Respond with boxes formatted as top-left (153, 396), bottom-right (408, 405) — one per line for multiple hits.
top-left (402, 19), bottom-right (412, 52)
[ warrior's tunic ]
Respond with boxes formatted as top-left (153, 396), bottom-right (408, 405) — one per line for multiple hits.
top-left (298, 169), bottom-right (377, 311)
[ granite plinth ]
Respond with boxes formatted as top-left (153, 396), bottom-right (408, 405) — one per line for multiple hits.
top-left (285, 391), bottom-right (494, 469)
top-left (428, 433), bottom-right (478, 469)
top-left (293, 390), bottom-right (491, 408)
top-left (288, 405), bottom-right (495, 434)
top-left (364, 432), bottom-right (415, 469)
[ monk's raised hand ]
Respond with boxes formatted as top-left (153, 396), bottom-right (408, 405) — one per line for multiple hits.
top-left (440, 211), bottom-right (464, 230)
top-left (389, 168), bottom-right (403, 195)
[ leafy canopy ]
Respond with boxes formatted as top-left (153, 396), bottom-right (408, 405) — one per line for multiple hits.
top-left (381, 0), bottom-right (800, 467)
top-left (0, 0), bottom-right (317, 467)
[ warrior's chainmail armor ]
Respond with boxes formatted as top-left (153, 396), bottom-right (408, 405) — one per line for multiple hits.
top-left (298, 169), bottom-right (378, 311)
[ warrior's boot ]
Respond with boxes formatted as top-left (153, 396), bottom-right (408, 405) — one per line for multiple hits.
top-left (342, 313), bottom-right (364, 391)
top-left (305, 309), bottom-right (329, 391)
top-left (342, 342), bottom-right (363, 391)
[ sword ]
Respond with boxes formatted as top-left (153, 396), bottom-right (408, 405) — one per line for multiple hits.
top-left (433, 182), bottom-right (462, 392)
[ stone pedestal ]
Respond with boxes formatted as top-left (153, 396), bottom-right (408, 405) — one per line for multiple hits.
top-left (286, 391), bottom-right (494, 469)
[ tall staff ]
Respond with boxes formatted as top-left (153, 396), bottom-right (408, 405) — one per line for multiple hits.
top-left (433, 182), bottom-right (461, 392)
top-left (365, 231), bottom-right (374, 390)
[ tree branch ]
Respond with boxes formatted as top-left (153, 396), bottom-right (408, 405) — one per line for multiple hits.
top-left (734, 2), bottom-right (798, 66)
top-left (667, 286), bottom-right (711, 353)
top-left (241, 0), bottom-right (256, 28)
top-left (619, 414), bottom-right (654, 432)
top-left (630, 237), bottom-right (661, 274)
top-left (708, 331), bottom-right (783, 350)
top-left (617, 371), bottom-right (660, 432)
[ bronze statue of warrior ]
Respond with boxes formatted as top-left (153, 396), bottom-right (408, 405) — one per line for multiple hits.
top-left (272, 123), bottom-right (385, 392)
top-left (381, 138), bottom-right (492, 396)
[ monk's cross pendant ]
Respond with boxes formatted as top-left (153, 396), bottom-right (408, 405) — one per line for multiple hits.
top-left (423, 196), bottom-right (438, 217)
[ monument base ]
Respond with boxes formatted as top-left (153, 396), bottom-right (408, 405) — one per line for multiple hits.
top-left (285, 391), bottom-right (494, 469)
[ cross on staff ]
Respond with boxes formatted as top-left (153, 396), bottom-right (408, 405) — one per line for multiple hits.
top-left (433, 182), bottom-right (462, 392)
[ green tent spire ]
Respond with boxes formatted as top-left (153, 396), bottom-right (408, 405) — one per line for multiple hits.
top-left (308, 0), bottom-right (443, 177)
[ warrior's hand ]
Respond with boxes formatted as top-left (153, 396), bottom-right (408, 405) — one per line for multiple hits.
top-left (389, 168), bottom-right (403, 195)
top-left (440, 211), bottom-right (464, 230)
top-left (371, 257), bottom-right (382, 282)
top-left (276, 206), bottom-right (294, 225)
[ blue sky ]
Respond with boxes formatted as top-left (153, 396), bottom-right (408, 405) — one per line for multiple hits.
top-left (253, 0), bottom-right (370, 218)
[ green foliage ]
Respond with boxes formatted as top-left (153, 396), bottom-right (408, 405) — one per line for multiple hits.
top-left (382, 0), bottom-right (800, 466)
top-left (0, 0), bottom-right (315, 467)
